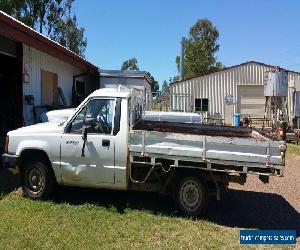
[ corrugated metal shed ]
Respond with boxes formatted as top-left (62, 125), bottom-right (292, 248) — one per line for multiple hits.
top-left (170, 61), bottom-right (300, 124)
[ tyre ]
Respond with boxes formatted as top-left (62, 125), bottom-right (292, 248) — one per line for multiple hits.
top-left (175, 176), bottom-right (208, 217)
top-left (21, 159), bottom-right (55, 199)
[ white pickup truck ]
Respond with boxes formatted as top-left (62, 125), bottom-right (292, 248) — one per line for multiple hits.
top-left (2, 88), bottom-right (286, 216)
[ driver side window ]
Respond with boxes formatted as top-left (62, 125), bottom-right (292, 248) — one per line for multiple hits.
top-left (69, 99), bottom-right (115, 134)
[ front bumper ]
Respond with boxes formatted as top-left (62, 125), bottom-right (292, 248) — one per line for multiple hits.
top-left (2, 153), bottom-right (19, 170)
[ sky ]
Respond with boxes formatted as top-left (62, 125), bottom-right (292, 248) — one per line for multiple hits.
top-left (73, 0), bottom-right (300, 87)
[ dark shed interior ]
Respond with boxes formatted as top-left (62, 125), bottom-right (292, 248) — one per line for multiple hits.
top-left (0, 34), bottom-right (23, 152)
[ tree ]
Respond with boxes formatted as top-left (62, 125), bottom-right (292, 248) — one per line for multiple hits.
top-left (120, 58), bottom-right (158, 92)
top-left (50, 15), bottom-right (87, 56)
top-left (170, 75), bottom-right (179, 83)
top-left (121, 57), bottom-right (139, 70)
top-left (0, 0), bottom-right (87, 57)
top-left (176, 18), bottom-right (224, 79)
top-left (209, 61), bottom-right (225, 72)
top-left (0, 0), bottom-right (25, 18)
top-left (146, 72), bottom-right (159, 93)
top-left (161, 80), bottom-right (170, 94)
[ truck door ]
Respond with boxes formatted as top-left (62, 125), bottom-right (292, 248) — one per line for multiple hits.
top-left (60, 98), bottom-right (117, 185)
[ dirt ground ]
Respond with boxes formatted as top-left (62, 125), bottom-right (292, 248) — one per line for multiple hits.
top-left (1, 156), bottom-right (299, 246)
top-left (207, 156), bottom-right (300, 246)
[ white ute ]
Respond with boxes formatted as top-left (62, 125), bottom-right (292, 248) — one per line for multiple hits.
top-left (2, 88), bottom-right (286, 216)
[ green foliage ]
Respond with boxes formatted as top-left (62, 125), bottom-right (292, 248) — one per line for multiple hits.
top-left (210, 61), bottom-right (225, 72)
top-left (176, 18), bottom-right (225, 79)
top-left (0, 0), bottom-right (25, 17)
top-left (121, 57), bottom-right (139, 71)
top-left (50, 15), bottom-right (87, 57)
top-left (146, 71), bottom-right (159, 92)
top-left (170, 75), bottom-right (180, 83)
top-left (161, 80), bottom-right (170, 94)
top-left (0, 0), bottom-right (87, 57)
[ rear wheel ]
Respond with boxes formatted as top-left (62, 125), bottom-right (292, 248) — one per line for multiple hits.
top-left (21, 159), bottom-right (55, 199)
top-left (175, 176), bottom-right (208, 217)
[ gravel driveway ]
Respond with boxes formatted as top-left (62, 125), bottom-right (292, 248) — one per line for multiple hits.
top-left (206, 156), bottom-right (300, 246)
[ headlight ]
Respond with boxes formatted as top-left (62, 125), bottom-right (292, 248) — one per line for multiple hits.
top-left (4, 136), bottom-right (9, 153)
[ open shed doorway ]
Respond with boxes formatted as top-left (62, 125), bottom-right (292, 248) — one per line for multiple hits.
top-left (0, 35), bottom-right (22, 153)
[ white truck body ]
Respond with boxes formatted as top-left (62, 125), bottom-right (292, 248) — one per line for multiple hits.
top-left (3, 87), bottom-right (286, 215)
top-left (40, 108), bottom-right (75, 123)
top-left (130, 130), bottom-right (284, 171)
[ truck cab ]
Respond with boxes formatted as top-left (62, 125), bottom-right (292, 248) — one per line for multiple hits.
top-left (59, 88), bottom-right (130, 189)
top-left (3, 88), bottom-right (131, 194)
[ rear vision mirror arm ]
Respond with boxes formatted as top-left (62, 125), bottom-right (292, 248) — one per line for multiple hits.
top-left (81, 106), bottom-right (87, 157)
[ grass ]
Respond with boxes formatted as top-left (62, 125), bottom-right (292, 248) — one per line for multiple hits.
top-left (287, 143), bottom-right (300, 157)
top-left (0, 192), bottom-right (294, 249)
top-left (0, 193), bottom-right (241, 249)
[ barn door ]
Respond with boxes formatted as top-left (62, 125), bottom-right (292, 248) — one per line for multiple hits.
top-left (41, 70), bottom-right (58, 106)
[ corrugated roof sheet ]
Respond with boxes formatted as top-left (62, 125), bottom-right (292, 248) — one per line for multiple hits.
top-left (171, 61), bottom-right (300, 86)
top-left (100, 69), bottom-right (153, 84)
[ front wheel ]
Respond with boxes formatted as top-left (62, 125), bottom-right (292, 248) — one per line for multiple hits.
top-left (21, 159), bottom-right (55, 199)
top-left (174, 176), bottom-right (208, 217)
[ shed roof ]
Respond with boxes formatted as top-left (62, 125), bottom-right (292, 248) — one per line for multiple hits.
top-left (0, 11), bottom-right (98, 74)
top-left (100, 69), bottom-right (152, 85)
top-left (170, 61), bottom-right (300, 86)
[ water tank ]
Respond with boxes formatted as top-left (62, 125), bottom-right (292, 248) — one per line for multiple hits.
top-left (295, 91), bottom-right (300, 117)
top-left (264, 71), bottom-right (288, 97)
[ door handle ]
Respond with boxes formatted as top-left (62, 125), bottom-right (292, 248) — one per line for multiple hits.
top-left (102, 139), bottom-right (110, 147)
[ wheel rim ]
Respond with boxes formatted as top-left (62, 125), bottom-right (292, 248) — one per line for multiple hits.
top-left (26, 167), bottom-right (45, 195)
top-left (180, 180), bottom-right (203, 212)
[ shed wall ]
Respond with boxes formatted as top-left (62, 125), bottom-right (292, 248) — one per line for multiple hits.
top-left (22, 44), bottom-right (84, 124)
top-left (171, 62), bottom-right (300, 123)
top-left (23, 44), bottom-right (83, 105)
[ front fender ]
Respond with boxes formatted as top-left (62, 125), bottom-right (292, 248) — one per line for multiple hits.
top-left (16, 140), bottom-right (49, 156)
top-left (13, 136), bottom-right (62, 184)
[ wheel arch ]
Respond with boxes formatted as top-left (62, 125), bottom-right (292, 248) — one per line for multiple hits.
top-left (19, 149), bottom-right (56, 199)
top-left (19, 149), bottom-right (58, 184)
top-left (168, 168), bottom-right (208, 188)
top-left (20, 149), bottom-right (51, 166)
top-left (165, 167), bottom-right (228, 196)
